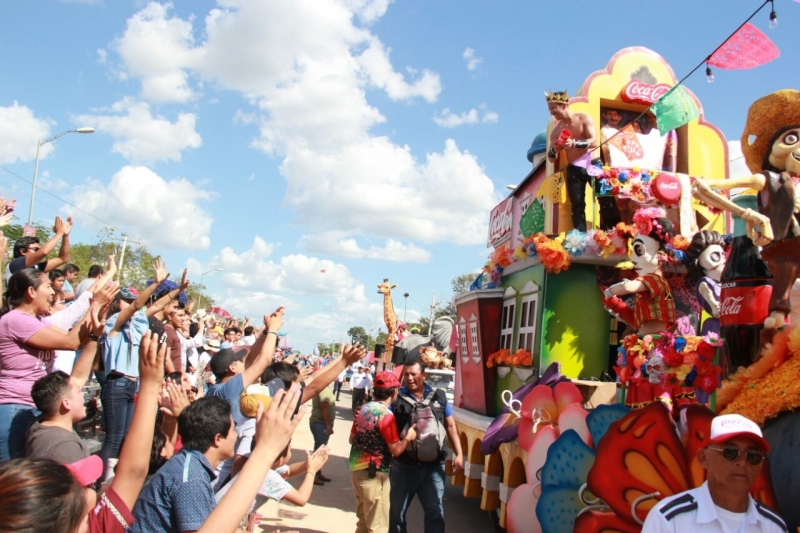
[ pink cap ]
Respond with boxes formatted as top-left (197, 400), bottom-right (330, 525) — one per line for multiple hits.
top-left (709, 414), bottom-right (770, 452)
top-left (66, 455), bottom-right (104, 487)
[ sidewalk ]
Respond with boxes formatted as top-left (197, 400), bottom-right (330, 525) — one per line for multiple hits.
top-left (254, 388), bottom-right (494, 533)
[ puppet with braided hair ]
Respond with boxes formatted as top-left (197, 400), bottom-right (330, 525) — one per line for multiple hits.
top-left (604, 208), bottom-right (678, 336)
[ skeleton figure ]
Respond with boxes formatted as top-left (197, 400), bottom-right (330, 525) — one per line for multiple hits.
top-left (692, 90), bottom-right (800, 329)
top-left (684, 230), bottom-right (727, 336)
top-left (647, 354), bottom-right (667, 384)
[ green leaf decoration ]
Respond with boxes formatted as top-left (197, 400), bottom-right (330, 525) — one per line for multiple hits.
top-left (520, 199), bottom-right (546, 237)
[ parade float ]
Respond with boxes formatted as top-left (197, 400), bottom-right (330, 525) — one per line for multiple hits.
top-left (447, 41), bottom-right (799, 532)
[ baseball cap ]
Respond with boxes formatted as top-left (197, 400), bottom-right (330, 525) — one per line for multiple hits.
top-left (119, 287), bottom-right (139, 301)
top-left (66, 455), bottom-right (104, 487)
top-left (209, 347), bottom-right (249, 377)
top-left (374, 370), bottom-right (400, 389)
top-left (239, 379), bottom-right (285, 418)
top-left (709, 414), bottom-right (770, 452)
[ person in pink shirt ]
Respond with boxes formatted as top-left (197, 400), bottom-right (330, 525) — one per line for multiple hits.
top-left (0, 268), bottom-right (100, 461)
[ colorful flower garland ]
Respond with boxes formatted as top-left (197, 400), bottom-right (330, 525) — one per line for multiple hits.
top-left (486, 348), bottom-right (533, 368)
top-left (615, 332), bottom-right (723, 395)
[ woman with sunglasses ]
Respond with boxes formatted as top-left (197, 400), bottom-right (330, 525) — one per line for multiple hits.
top-left (641, 414), bottom-right (787, 533)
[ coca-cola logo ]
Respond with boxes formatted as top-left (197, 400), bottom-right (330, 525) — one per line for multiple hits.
top-left (719, 296), bottom-right (743, 317)
top-left (487, 198), bottom-right (514, 246)
top-left (651, 173), bottom-right (682, 205)
top-left (621, 81), bottom-right (672, 105)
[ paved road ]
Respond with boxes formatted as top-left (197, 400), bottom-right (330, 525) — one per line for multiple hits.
top-left (254, 386), bottom-right (496, 532)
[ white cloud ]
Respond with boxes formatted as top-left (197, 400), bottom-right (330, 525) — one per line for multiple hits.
top-left (74, 98), bottom-right (201, 164)
top-left (68, 165), bottom-right (214, 250)
top-left (0, 102), bottom-right (56, 164)
top-left (357, 38), bottom-right (441, 103)
top-left (433, 104), bottom-right (498, 128)
top-left (728, 140), bottom-right (751, 179)
top-left (109, 1), bottom-right (498, 247)
top-left (96, 49), bottom-right (108, 64)
top-left (299, 231), bottom-right (432, 262)
top-left (341, 0), bottom-right (393, 24)
top-left (111, 2), bottom-right (198, 103)
top-left (463, 47), bottom-right (482, 71)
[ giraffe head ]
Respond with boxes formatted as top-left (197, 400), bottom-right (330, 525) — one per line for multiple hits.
top-left (377, 278), bottom-right (397, 294)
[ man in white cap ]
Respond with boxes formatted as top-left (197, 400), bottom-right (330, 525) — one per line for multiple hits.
top-left (641, 414), bottom-right (787, 532)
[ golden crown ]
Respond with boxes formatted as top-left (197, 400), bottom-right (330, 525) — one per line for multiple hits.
top-left (545, 90), bottom-right (570, 105)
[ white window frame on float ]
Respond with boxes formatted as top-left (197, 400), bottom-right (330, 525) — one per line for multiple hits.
top-left (459, 317), bottom-right (469, 367)
top-left (500, 287), bottom-right (517, 351)
top-left (469, 317), bottom-right (480, 364)
top-left (517, 281), bottom-right (540, 354)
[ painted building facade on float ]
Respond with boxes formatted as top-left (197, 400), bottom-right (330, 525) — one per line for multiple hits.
top-left (453, 47), bottom-right (729, 418)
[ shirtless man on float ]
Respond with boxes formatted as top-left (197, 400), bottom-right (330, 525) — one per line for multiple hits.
top-left (546, 90), bottom-right (599, 232)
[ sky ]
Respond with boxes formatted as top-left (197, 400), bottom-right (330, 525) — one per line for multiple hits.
top-left (0, 0), bottom-right (798, 352)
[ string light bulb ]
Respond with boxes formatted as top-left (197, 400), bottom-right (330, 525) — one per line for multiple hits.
top-left (769, 1), bottom-right (778, 29)
top-left (706, 64), bottom-right (715, 84)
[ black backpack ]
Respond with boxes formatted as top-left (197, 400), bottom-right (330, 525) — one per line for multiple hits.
top-left (393, 389), bottom-right (448, 463)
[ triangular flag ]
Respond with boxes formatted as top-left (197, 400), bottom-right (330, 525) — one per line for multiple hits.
top-left (708, 23), bottom-right (779, 70)
top-left (651, 85), bottom-right (699, 135)
top-left (520, 199), bottom-right (546, 237)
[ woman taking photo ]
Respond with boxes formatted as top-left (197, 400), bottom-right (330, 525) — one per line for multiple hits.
top-left (0, 268), bottom-right (103, 461)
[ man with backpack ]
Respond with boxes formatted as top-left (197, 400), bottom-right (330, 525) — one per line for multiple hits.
top-left (389, 360), bottom-right (464, 533)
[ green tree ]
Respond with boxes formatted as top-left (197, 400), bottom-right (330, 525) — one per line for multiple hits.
top-left (347, 326), bottom-right (368, 346)
top-left (451, 272), bottom-right (478, 294)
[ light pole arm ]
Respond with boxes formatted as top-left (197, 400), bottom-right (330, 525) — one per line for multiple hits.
top-left (27, 140), bottom-right (44, 226)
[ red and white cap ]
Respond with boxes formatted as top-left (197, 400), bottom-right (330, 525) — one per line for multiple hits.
top-left (66, 455), bottom-right (104, 487)
top-left (709, 414), bottom-right (770, 452)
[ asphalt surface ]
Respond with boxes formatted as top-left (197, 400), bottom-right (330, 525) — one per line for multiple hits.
top-left (253, 386), bottom-right (496, 533)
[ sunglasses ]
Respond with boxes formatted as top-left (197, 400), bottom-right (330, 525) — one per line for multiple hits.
top-left (708, 446), bottom-right (764, 465)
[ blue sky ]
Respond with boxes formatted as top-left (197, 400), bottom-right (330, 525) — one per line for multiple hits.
top-left (0, 0), bottom-right (797, 352)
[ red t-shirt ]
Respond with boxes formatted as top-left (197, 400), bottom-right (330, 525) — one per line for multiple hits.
top-left (88, 486), bottom-right (135, 533)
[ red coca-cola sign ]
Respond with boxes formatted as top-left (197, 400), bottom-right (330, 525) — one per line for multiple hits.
top-left (487, 197), bottom-right (515, 247)
top-left (651, 173), bottom-right (682, 205)
top-left (621, 81), bottom-right (672, 106)
top-left (719, 280), bottom-right (773, 326)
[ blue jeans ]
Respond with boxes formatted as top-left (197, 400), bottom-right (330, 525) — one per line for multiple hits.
top-left (309, 421), bottom-right (330, 451)
top-left (389, 460), bottom-right (445, 533)
top-left (100, 375), bottom-right (136, 475)
top-left (0, 403), bottom-right (39, 461)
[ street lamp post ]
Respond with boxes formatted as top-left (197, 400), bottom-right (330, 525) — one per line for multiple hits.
top-left (403, 292), bottom-right (409, 323)
top-left (28, 127), bottom-right (95, 225)
top-left (198, 268), bottom-right (223, 311)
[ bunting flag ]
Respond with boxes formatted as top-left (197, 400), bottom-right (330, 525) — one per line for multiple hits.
top-left (708, 23), bottom-right (780, 70)
top-left (651, 85), bottom-right (700, 135)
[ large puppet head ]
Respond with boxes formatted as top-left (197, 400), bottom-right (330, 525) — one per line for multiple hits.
top-left (741, 89), bottom-right (800, 175)
top-left (630, 208), bottom-right (675, 276)
top-left (684, 230), bottom-right (727, 281)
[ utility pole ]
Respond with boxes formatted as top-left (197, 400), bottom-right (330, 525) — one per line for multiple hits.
top-left (116, 233), bottom-right (128, 281)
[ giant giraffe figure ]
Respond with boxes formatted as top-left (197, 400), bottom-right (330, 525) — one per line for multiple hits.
top-left (377, 278), bottom-right (398, 363)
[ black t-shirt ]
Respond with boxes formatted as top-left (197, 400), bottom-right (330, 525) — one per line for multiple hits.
top-left (6, 256), bottom-right (47, 281)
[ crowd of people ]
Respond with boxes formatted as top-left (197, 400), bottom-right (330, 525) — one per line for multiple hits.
top-left (0, 213), bottom-right (467, 533)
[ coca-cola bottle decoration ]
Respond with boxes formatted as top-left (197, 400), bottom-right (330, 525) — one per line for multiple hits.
top-left (719, 235), bottom-right (773, 372)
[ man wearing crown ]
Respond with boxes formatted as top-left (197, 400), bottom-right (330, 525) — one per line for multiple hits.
top-left (546, 90), bottom-right (599, 232)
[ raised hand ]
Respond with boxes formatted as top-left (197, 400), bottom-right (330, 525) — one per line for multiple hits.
top-left (298, 364), bottom-right (314, 382)
top-left (266, 306), bottom-right (285, 333)
top-left (89, 302), bottom-right (107, 337)
top-left (106, 254), bottom-right (117, 279)
top-left (139, 332), bottom-right (166, 385)
top-left (93, 280), bottom-right (120, 308)
top-left (53, 215), bottom-right (64, 235)
top-left (342, 343), bottom-right (366, 365)
top-left (253, 384), bottom-right (304, 456)
top-left (153, 258), bottom-right (169, 284)
top-left (159, 380), bottom-right (190, 419)
top-left (62, 216), bottom-right (74, 235)
top-left (178, 268), bottom-right (189, 291)
top-left (305, 445), bottom-right (330, 474)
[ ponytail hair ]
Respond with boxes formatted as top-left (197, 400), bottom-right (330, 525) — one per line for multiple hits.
top-left (1, 268), bottom-right (47, 318)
